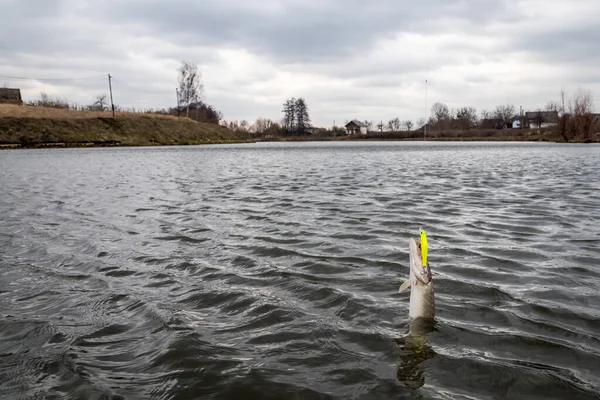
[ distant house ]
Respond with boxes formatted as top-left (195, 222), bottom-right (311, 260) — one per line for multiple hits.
top-left (480, 118), bottom-right (507, 129)
top-left (0, 88), bottom-right (23, 105)
top-left (345, 120), bottom-right (368, 135)
top-left (512, 114), bottom-right (529, 129)
top-left (525, 110), bottom-right (559, 128)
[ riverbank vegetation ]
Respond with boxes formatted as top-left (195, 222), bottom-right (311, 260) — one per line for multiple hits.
top-left (220, 88), bottom-right (598, 143)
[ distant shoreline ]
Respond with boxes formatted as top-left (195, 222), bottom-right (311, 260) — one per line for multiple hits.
top-left (2, 131), bottom-right (596, 150)
top-left (256, 133), bottom-right (597, 144)
top-left (1, 104), bottom-right (597, 150)
top-left (3, 136), bottom-right (595, 151)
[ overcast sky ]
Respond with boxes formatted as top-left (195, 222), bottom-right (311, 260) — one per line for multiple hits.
top-left (1, 0), bottom-right (598, 127)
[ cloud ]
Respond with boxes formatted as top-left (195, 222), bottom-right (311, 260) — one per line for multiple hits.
top-left (95, 0), bottom-right (515, 63)
top-left (1, 0), bottom-right (599, 126)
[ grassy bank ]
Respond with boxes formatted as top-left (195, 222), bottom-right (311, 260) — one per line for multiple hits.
top-left (0, 104), bottom-right (251, 148)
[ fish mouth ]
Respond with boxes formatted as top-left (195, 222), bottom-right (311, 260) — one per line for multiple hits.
top-left (409, 238), bottom-right (426, 266)
top-left (409, 238), bottom-right (432, 284)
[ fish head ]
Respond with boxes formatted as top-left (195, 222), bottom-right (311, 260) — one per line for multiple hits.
top-left (409, 237), bottom-right (432, 285)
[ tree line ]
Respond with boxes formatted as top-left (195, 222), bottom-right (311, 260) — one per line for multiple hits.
top-left (221, 96), bottom-right (313, 137)
top-left (360, 88), bottom-right (595, 140)
top-left (282, 97), bottom-right (311, 135)
top-left (333, 105), bottom-right (514, 134)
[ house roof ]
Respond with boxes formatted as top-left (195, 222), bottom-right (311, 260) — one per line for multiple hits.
top-left (0, 88), bottom-right (22, 100)
top-left (525, 110), bottom-right (559, 122)
top-left (482, 118), bottom-right (505, 123)
top-left (345, 119), bottom-right (367, 128)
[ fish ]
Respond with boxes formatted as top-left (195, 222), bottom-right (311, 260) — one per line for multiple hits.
top-left (398, 230), bottom-right (435, 320)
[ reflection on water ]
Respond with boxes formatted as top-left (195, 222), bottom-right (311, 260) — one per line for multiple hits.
top-left (396, 318), bottom-right (437, 389)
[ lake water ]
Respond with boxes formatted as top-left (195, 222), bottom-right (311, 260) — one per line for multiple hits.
top-left (1, 141), bottom-right (599, 400)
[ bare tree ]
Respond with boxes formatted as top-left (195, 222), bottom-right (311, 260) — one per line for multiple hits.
top-left (431, 102), bottom-right (450, 124)
top-left (387, 117), bottom-right (401, 131)
top-left (387, 119), bottom-right (394, 131)
top-left (239, 120), bottom-right (250, 132)
top-left (94, 93), bottom-right (108, 111)
top-left (178, 61), bottom-right (204, 117)
top-left (254, 118), bottom-right (274, 134)
top-left (494, 104), bottom-right (515, 127)
top-left (480, 109), bottom-right (492, 121)
top-left (456, 106), bottom-right (478, 129)
top-left (364, 120), bottom-right (373, 132)
top-left (377, 121), bottom-right (384, 132)
top-left (568, 88), bottom-right (594, 140)
top-left (40, 92), bottom-right (51, 106)
top-left (404, 120), bottom-right (414, 131)
top-left (570, 88), bottom-right (594, 115)
top-left (417, 117), bottom-right (426, 128)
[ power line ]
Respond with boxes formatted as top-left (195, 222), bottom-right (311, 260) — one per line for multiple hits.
top-left (111, 78), bottom-right (170, 96)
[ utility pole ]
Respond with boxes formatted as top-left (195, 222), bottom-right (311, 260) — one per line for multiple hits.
top-left (108, 74), bottom-right (115, 118)
top-left (176, 88), bottom-right (180, 117)
top-left (424, 79), bottom-right (428, 141)
top-left (561, 88), bottom-right (566, 138)
top-left (520, 106), bottom-right (523, 130)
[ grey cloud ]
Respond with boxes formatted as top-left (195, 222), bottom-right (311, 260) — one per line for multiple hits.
top-left (0, 0), bottom-right (85, 53)
top-left (92, 0), bottom-right (516, 63)
top-left (3, 0), bottom-right (65, 18)
top-left (511, 25), bottom-right (600, 66)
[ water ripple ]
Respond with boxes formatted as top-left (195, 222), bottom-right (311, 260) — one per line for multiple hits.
top-left (1, 142), bottom-right (599, 399)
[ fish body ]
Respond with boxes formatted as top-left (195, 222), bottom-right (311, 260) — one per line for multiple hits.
top-left (399, 235), bottom-right (434, 320)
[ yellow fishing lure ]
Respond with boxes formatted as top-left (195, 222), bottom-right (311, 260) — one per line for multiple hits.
top-left (420, 229), bottom-right (428, 267)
